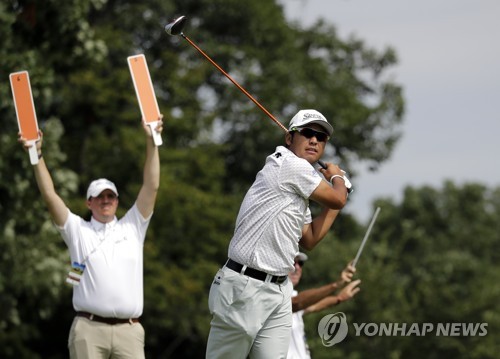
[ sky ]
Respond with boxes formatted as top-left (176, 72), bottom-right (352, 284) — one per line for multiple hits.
top-left (281, 0), bottom-right (500, 223)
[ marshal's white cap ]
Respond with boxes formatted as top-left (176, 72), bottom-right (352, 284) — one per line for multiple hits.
top-left (86, 178), bottom-right (118, 200)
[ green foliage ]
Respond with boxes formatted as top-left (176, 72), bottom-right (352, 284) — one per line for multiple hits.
top-left (1, 1), bottom-right (497, 355)
top-left (302, 183), bottom-right (500, 358)
top-left (0, 0), bottom-right (415, 357)
top-left (0, 118), bottom-right (77, 358)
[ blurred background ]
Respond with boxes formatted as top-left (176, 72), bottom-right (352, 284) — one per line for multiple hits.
top-left (1, 0), bottom-right (499, 358)
top-left (283, 0), bottom-right (500, 223)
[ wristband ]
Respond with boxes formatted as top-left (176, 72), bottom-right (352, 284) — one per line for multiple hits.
top-left (329, 174), bottom-right (353, 194)
top-left (329, 175), bottom-right (345, 185)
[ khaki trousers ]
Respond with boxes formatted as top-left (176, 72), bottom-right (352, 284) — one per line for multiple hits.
top-left (68, 316), bottom-right (145, 359)
top-left (206, 266), bottom-right (293, 359)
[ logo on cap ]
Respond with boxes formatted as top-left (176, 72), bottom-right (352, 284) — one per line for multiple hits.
top-left (303, 112), bottom-right (325, 120)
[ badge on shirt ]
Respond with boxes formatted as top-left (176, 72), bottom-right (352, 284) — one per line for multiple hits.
top-left (66, 262), bottom-right (86, 286)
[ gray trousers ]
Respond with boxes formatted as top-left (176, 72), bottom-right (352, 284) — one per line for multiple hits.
top-left (206, 266), bottom-right (293, 359)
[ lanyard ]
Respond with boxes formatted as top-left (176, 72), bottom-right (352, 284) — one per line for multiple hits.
top-left (81, 221), bottom-right (116, 265)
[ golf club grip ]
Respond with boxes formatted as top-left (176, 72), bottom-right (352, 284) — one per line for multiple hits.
top-left (318, 160), bottom-right (327, 169)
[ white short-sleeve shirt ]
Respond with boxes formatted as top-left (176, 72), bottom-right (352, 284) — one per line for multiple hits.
top-left (228, 146), bottom-right (322, 275)
top-left (57, 203), bottom-right (151, 318)
top-left (287, 290), bottom-right (311, 359)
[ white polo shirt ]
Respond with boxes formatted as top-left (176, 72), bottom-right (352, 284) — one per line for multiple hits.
top-left (57, 203), bottom-right (151, 318)
top-left (228, 146), bottom-right (322, 276)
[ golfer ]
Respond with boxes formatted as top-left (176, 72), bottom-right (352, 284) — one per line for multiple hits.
top-left (206, 109), bottom-right (351, 358)
top-left (18, 117), bottom-right (162, 359)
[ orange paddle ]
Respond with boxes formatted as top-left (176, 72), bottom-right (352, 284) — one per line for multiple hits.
top-left (10, 71), bottom-right (41, 165)
top-left (127, 54), bottom-right (163, 146)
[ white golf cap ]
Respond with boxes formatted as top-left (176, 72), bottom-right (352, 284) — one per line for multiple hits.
top-left (86, 178), bottom-right (118, 199)
top-left (295, 252), bottom-right (309, 262)
top-left (288, 109), bottom-right (333, 137)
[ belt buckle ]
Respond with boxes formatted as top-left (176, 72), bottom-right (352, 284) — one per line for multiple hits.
top-left (275, 276), bottom-right (286, 284)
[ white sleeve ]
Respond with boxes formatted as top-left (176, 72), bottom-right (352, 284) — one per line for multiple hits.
top-left (120, 203), bottom-right (152, 244)
top-left (280, 156), bottom-right (322, 199)
top-left (55, 209), bottom-right (85, 262)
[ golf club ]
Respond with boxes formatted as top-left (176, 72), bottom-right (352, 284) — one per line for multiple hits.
top-left (165, 16), bottom-right (289, 131)
top-left (165, 15), bottom-right (349, 173)
top-left (352, 206), bottom-right (381, 268)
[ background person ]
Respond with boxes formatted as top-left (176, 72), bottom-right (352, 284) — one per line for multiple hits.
top-left (206, 109), bottom-right (352, 358)
top-left (288, 253), bottom-right (361, 359)
top-left (18, 117), bottom-right (163, 359)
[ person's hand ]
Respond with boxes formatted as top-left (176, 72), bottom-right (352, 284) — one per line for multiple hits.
top-left (337, 279), bottom-right (361, 303)
top-left (337, 261), bottom-right (356, 287)
top-left (142, 114), bottom-right (164, 137)
top-left (18, 130), bottom-right (43, 153)
top-left (318, 162), bottom-right (344, 181)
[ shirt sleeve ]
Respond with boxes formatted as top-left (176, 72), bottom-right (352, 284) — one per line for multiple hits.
top-left (120, 203), bottom-right (152, 244)
top-left (56, 209), bottom-right (79, 245)
top-left (55, 209), bottom-right (86, 262)
top-left (279, 156), bottom-right (323, 199)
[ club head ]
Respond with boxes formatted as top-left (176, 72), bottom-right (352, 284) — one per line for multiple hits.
top-left (165, 15), bottom-right (187, 36)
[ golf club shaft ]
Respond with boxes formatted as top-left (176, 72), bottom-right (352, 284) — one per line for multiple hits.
top-left (180, 32), bottom-right (327, 169)
top-left (353, 206), bottom-right (381, 268)
top-left (181, 34), bottom-right (288, 133)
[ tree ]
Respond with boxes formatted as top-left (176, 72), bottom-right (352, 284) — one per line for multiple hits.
top-left (0, 0), bottom-right (404, 357)
top-left (1, 1), bottom-right (100, 357)
top-left (302, 182), bottom-right (500, 358)
top-left (0, 117), bottom-right (78, 358)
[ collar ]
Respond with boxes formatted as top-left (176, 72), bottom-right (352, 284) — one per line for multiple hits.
top-left (275, 145), bottom-right (292, 155)
top-left (90, 216), bottom-right (117, 231)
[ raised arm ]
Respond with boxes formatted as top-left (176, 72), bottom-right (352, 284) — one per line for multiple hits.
top-left (136, 116), bottom-right (163, 218)
top-left (304, 279), bottom-right (361, 314)
top-left (292, 281), bottom-right (340, 313)
top-left (299, 208), bottom-right (339, 250)
top-left (299, 162), bottom-right (349, 250)
top-left (312, 162), bottom-right (349, 209)
top-left (292, 261), bottom-right (358, 313)
top-left (19, 131), bottom-right (68, 227)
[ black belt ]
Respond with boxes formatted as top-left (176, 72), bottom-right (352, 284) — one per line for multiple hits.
top-left (77, 312), bottom-right (139, 325)
top-left (226, 259), bottom-right (287, 284)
